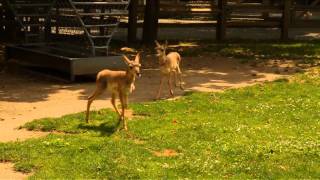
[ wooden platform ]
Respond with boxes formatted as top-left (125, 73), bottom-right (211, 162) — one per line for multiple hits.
top-left (5, 44), bottom-right (126, 81)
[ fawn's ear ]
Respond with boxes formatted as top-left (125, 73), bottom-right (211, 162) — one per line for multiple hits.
top-left (155, 40), bottom-right (161, 47)
top-left (122, 55), bottom-right (131, 65)
top-left (134, 52), bottom-right (140, 63)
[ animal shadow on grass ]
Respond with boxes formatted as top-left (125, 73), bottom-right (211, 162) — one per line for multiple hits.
top-left (78, 121), bottom-right (120, 136)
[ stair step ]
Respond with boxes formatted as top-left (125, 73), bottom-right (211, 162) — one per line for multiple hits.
top-left (78, 11), bottom-right (128, 16)
top-left (84, 23), bottom-right (117, 28)
top-left (94, 46), bottom-right (109, 49)
top-left (14, 3), bottom-right (52, 7)
top-left (24, 23), bottom-right (45, 27)
top-left (89, 35), bottom-right (112, 38)
top-left (25, 33), bottom-right (41, 37)
top-left (16, 14), bottom-right (48, 17)
top-left (73, 2), bottom-right (129, 6)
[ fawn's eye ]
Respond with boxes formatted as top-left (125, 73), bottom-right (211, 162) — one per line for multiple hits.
top-left (130, 66), bottom-right (133, 69)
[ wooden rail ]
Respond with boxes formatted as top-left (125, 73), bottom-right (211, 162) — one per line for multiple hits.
top-left (128, 0), bottom-right (320, 42)
top-left (1, 0), bottom-right (320, 43)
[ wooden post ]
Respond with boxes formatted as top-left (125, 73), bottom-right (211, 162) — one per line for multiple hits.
top-left (0, 5), bottom-right (4, 40)
top-left (45, 15), bottom-right (51, 43)
top-left (128, 0), bottom-right (138, 43)
top-left (56, 4), bottom-right (60, 35)
top-left (5, 8), bottom-right (16, 42)
top-left (142, 0), bottom-right (159, 44)
top-left (99, 7), bottom-right (106, 37)
top-left (262, 0), bottom-right (270, 20)
top-left (281, 0), bottom-right (291, 40)
top-left (216, 0), bottom-right (227, 41)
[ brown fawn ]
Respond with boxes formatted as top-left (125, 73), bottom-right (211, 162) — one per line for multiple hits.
top-left (85, 53), bottom-right (141, 131)
top-left (155, 40), bottom-right (184, 99)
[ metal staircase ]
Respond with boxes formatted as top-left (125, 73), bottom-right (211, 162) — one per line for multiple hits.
top-left (71, 0), bottom-right (130, 56)
top-left (5, 0), bottom-right (55, 44)
top-left (5, 0), bottom-right (130, 56)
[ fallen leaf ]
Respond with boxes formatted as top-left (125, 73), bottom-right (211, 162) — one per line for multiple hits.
top-left (152, 149), bottom-right (178, 157)
top-left (172, 119), bottom-right (177, 124)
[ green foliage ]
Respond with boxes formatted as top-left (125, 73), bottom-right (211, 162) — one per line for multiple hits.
top-left (1, 71), bottom-right (320, 179)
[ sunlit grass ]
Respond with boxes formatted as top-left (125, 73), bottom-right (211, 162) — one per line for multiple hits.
top-left (0, 69), bottom-right (319, 179)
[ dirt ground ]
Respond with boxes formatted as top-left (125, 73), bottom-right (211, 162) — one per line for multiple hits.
top-left (0, 56), bottom-right (295, 142)
top-left (0, 163), bottom-right (29, 179)
top-left (0, 55), bottom-right (297, 179)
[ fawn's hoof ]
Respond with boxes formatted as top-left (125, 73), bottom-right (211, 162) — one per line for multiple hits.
top-left (170, 90), bottom-right (174, 96)
top-left (116, 126), bottom-right (128, 132)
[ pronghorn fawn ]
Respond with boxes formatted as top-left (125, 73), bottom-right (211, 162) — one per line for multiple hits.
top-left (85, 53), bottom-right (141, 131)
top-left (155, 40), bottom-right (184, 99)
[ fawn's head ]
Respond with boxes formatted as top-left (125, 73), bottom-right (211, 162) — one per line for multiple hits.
top-left (155, 40), bottom-right (168, 57)
top-left (123, 53), bottom-right (142, 78)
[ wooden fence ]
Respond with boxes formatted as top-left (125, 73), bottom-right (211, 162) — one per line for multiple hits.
top-left (127, 0), bottom-right (320, 43)
top-left (1, 0), bottom-right (320, 43)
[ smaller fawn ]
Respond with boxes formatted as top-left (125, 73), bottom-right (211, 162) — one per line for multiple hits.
top-left (155, 40), bottom-right (184, 99)
top-left (86, 53), bottom-right (141, 131)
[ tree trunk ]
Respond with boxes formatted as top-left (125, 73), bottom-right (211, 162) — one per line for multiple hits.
top-left (142, 0), bottom-right (159, 44)
top-left (128, 0), bottom-right (138, 43)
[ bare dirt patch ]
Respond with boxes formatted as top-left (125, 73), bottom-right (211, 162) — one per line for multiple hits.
top-left (0, 163), bottom-right (29, 180)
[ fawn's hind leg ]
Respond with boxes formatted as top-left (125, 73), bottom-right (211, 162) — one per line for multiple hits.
top-left (168, 72), bottom-right (174, 97)
top-left (174, 71), bottom-right (179, 87)
top-left (86, 89), bottom-right (103, 123)
top-left (111, 93), bottom-right (121, 116)
top-left (86, 80), bottom-right (106, 123)
top-left (176, 66), bottom-right (184, 90)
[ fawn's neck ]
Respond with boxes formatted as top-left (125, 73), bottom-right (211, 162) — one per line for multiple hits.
top-left (159, 52), bottom-right (167, 65)
top-left (125, 70), bottom-right (136, 84)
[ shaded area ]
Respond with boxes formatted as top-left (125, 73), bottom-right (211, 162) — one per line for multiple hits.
top-left (113, 27), bottom-right (320, 41)
top-left (1, 40), bottom-right (316, 103)
top-left (78, 122), bottom-right (118, 136)
top-left (0, 55), bottom-right (303, 103)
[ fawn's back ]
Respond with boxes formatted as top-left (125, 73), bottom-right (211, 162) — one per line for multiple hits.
top-left (160, 52), bottom-right (181, 74)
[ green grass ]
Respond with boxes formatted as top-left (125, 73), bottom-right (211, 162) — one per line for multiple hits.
top-left (178, 40), bottom-right (320, 61)
top-left (1, 71), bottom-right (320, 179)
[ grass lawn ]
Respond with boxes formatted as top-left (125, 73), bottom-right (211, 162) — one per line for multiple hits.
top-left (0, 68), bottom-right (319, 179)
top-left (178, 40), bottom-right (320, 61)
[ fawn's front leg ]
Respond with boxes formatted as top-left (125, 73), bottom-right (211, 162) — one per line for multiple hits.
top-left (118, 92), bottom-right (127, 131)
top-left (123, 94), bottom-right (129, 131)
top-left (156, 75), bottom-right (166, 99)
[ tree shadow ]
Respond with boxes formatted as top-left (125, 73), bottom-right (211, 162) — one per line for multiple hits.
top-left (78, 121), bottom-right (120, 136)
